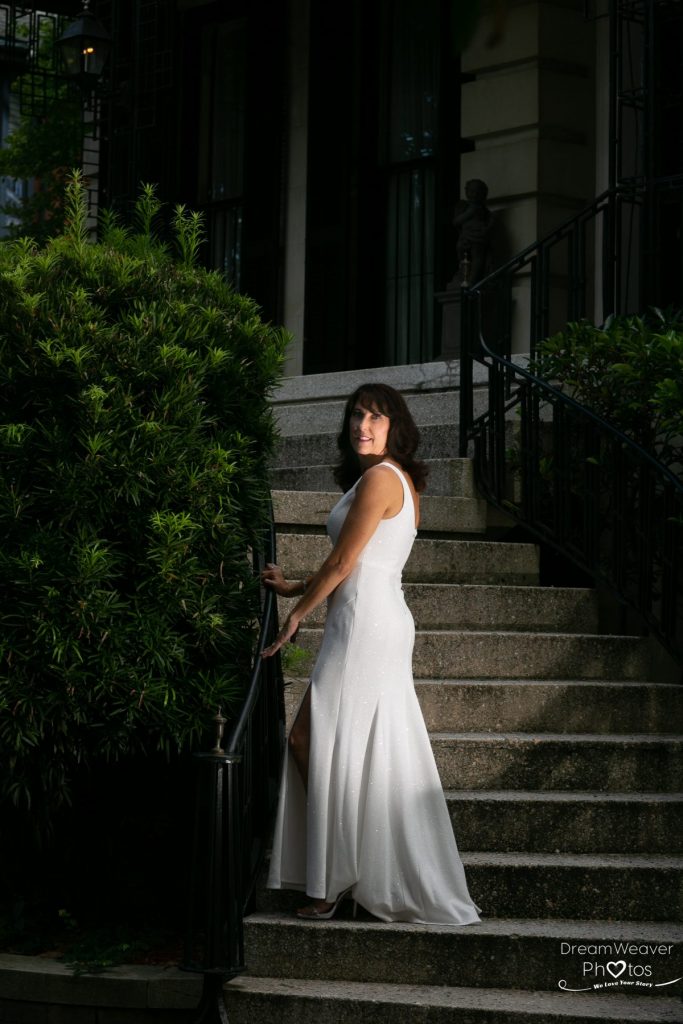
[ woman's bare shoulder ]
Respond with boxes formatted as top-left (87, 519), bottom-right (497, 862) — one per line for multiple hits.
top-left (357, 462), bottom-right (403, 491)
top-left (353, 463), bottom-right (404, 513)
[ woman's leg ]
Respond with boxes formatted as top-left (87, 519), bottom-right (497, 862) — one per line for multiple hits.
top-left (288, 684), bottom-right (311, 791)
top-left (289, 685), bottom-right (347, 917)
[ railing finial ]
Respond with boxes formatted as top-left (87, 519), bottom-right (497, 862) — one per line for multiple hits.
top-left (211, 706), bottom-right (226, 755)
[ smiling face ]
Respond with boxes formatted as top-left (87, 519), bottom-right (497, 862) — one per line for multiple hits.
top-left (349, 401), bottom-right (391, 463)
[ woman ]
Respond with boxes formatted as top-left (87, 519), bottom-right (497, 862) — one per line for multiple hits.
top-left (262, 383), bottom-right (480, 926)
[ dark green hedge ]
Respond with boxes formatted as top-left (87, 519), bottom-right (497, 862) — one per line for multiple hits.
top-left (0, 176), bottom-right (288, 828)
top-left (532, 310), bottom-right (683, 472)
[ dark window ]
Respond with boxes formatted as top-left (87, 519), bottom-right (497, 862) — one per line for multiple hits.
top-left (304, 0), bottom-right (464, 373)
top-left (197, 18), bottom-right (246, 289)
top-left (379, 0), bottom-right (440, 365)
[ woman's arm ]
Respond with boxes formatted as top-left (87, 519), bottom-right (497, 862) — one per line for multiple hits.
top-left (261, 563), bottom-right (310, 598)
top-left (261, 465), bottom-right (402, 658)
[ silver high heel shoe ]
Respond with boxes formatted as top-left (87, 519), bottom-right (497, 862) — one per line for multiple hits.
top-left (296, 887), bottom-right (356, 921)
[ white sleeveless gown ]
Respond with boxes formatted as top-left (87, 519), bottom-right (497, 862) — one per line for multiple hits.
top-left (268, 462), bottom-right (481, 925)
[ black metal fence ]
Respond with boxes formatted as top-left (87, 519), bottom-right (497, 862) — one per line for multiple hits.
top-left (459, 188), bottom-right (683, 666)
top-left (183, 512), bottom-right (285, 1021)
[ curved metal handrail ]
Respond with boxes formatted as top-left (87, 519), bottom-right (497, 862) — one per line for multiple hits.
top-left (469, 186), bottom-right (621, 295)
top-left (476, 329), bottom-right (683, 495)
top-left (184, 499), bottom-right (286, 1005)
top-left (461, 301), bottom-right (683, 663)
top-left (457, 182), bottom-right (682, 665)
top-left (226, 512), bottom-right (281, 756)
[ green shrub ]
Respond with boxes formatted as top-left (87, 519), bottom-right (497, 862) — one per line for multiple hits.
top-left (0, 174), bottom-right (288, 828)
top-left (532, 310), bottom-right (683, 472)
top-left (0, 18), bottom-right (85, 243)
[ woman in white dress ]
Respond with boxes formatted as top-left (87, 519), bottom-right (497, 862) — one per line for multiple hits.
top-left (262, 383), bottom-right (480, 926)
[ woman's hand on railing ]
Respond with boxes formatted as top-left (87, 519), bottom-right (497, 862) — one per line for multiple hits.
top-left (261, 563), bottom-right (298, 597)
top-left (262, 613), bottom-right (301, 659)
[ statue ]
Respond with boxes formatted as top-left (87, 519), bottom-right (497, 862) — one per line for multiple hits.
top-left (449, 178), bottom-right (493, 289)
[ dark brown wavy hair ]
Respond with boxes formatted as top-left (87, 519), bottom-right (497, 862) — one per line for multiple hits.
top-left (333, 383), bottom-right (428, 493)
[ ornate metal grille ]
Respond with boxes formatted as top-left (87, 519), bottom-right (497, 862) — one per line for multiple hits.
top-left (0, 5), bottom-right (68, 117)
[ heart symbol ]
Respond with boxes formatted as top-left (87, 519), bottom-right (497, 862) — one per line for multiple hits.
top-left (607, 961), bottom-right (626, 978)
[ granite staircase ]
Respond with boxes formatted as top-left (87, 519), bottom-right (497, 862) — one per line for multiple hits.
top-left (224, 364), bottom-right (683, 1023)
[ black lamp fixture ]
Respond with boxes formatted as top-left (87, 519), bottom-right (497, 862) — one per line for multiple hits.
top-left (57, 0), bottom-right (112, 89)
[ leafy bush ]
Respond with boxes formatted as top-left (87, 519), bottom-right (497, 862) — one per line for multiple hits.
top-left (532, 310), bottom-right (683, 472)
top-left (0, 174), bottom-right (288, 829)
top-left (0, 17), bottom-right (85, 243)
top-left (0, 96), bottom-right (84, 243)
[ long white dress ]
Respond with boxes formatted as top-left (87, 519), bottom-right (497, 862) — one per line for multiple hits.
top-left (268, 461), bottom-right (481, 926)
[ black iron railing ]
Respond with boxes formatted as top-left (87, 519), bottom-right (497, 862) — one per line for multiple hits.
top-left (458, 185), bottom-right (642, 439)
top-left (184, 509), bottom-right (285, 1022)
top-left (458, 188), bottom-right (683, 666)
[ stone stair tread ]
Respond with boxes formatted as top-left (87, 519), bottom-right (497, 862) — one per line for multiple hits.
top-left (417, 628), bottom-right (644, 639)
top-left (273, 489), bottom-right (488, 532)
top-left (245, 910), bottom-right (683, 940)
top-left (300, 630), bottom-right (650, 680)
top-left (446, 789), bottom-right (683, 803)
top-left (224, 975), bottom-right (682, 1021)
top-left (418, 678), bottom-right (676, 688)
top-left (409, 583), bottom-right (596, 593)
top-left (271, 359), bottom-right (482, 403)
top-left (274, 396), bottom-right (465, 436)
top-left (431, 731), bottom-right (680, 743)
top-left (283, 534), bottom-right (537, 550)
top-left (278, 535), bottom-right (541, 584)
top-left (274, 422), bottom-right (470, 464)
top-left (301, 627), bottom-right (644, 640)
top-left (272, 489), bottom-right (480, 504)
top-left (282, 585), bottom-right (602, 633)
top-left (244, 912), bottom-right (683, 982)
top-left (269, 457), bottom-right (480, 496)
top-left (461, 851), bottom-right (683, 868)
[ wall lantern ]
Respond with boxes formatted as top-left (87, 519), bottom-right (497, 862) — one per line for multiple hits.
top-left (57, 1), bottom-right (112, 89)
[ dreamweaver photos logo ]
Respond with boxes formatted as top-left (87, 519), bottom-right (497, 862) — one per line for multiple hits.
top-left (558, 940), bottom-right (682, 993)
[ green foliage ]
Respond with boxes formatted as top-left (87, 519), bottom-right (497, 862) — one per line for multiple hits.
top-left (0, 15), bottom-right (85, 242)
top-left (532, 310), bottom-right (683, 472)
top-left (0, 95), bottom-right (85, 243)
top-left (280, 642), bottom-right (313, 678)
top-left (0, 174), bottom-right (288, 827)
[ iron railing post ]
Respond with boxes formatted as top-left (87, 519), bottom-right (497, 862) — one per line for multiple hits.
top-left (459, 289), bottom-right (474, 457)
top-left (183, 509), bottom-right (285, 1020)
top-left (185, 747), bottom-right (242, 1024)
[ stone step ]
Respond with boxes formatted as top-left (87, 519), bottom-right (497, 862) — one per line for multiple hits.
top-left (407, 584), bottom-right (599, 630)
top-left (223, 976), bottom-right (683, 1023)
top-left (258, 854), bottom-right (682, 922)
top-left (448, 791), bottom-right (683, 855)
top-left (273, 389), bottom-right (480, 437)
top-left (273, 490), bottom-right (488, 534)
top-left (242, 913), bottom-right (683, 994)
top-left (295, 629), bottom-right (650, 680)
top-left (280, 584), bottom-right (599, 632)
top-left (463, 853), bottom-right (683, 922)
top-left (276, 534), bottom-right (540, 584)
top-left (416, 680), bottom-right (681, 734)
top-left (271, 359), bottom-right (493, 403)
top-left (272, 418), bottom-right (525, 468)
top-left (282, 678), bottom-right (682, 735)
top-left (273, 421), bottom-right (465, 468)
top-left (258, 854), bottom-right (681, 923)
top-left (269, 457), bottom-right (478, 496)
top-left (431, 733), bottom-right (683, 792)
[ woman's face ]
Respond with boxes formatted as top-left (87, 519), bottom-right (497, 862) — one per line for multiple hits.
top-left (349, 402), bottom-right (390, 460)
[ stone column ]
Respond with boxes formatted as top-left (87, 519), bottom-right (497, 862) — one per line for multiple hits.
top-left (282, 0), bottom-right (310, 376)
top-left (460, 0), bottom-right (595, 352)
